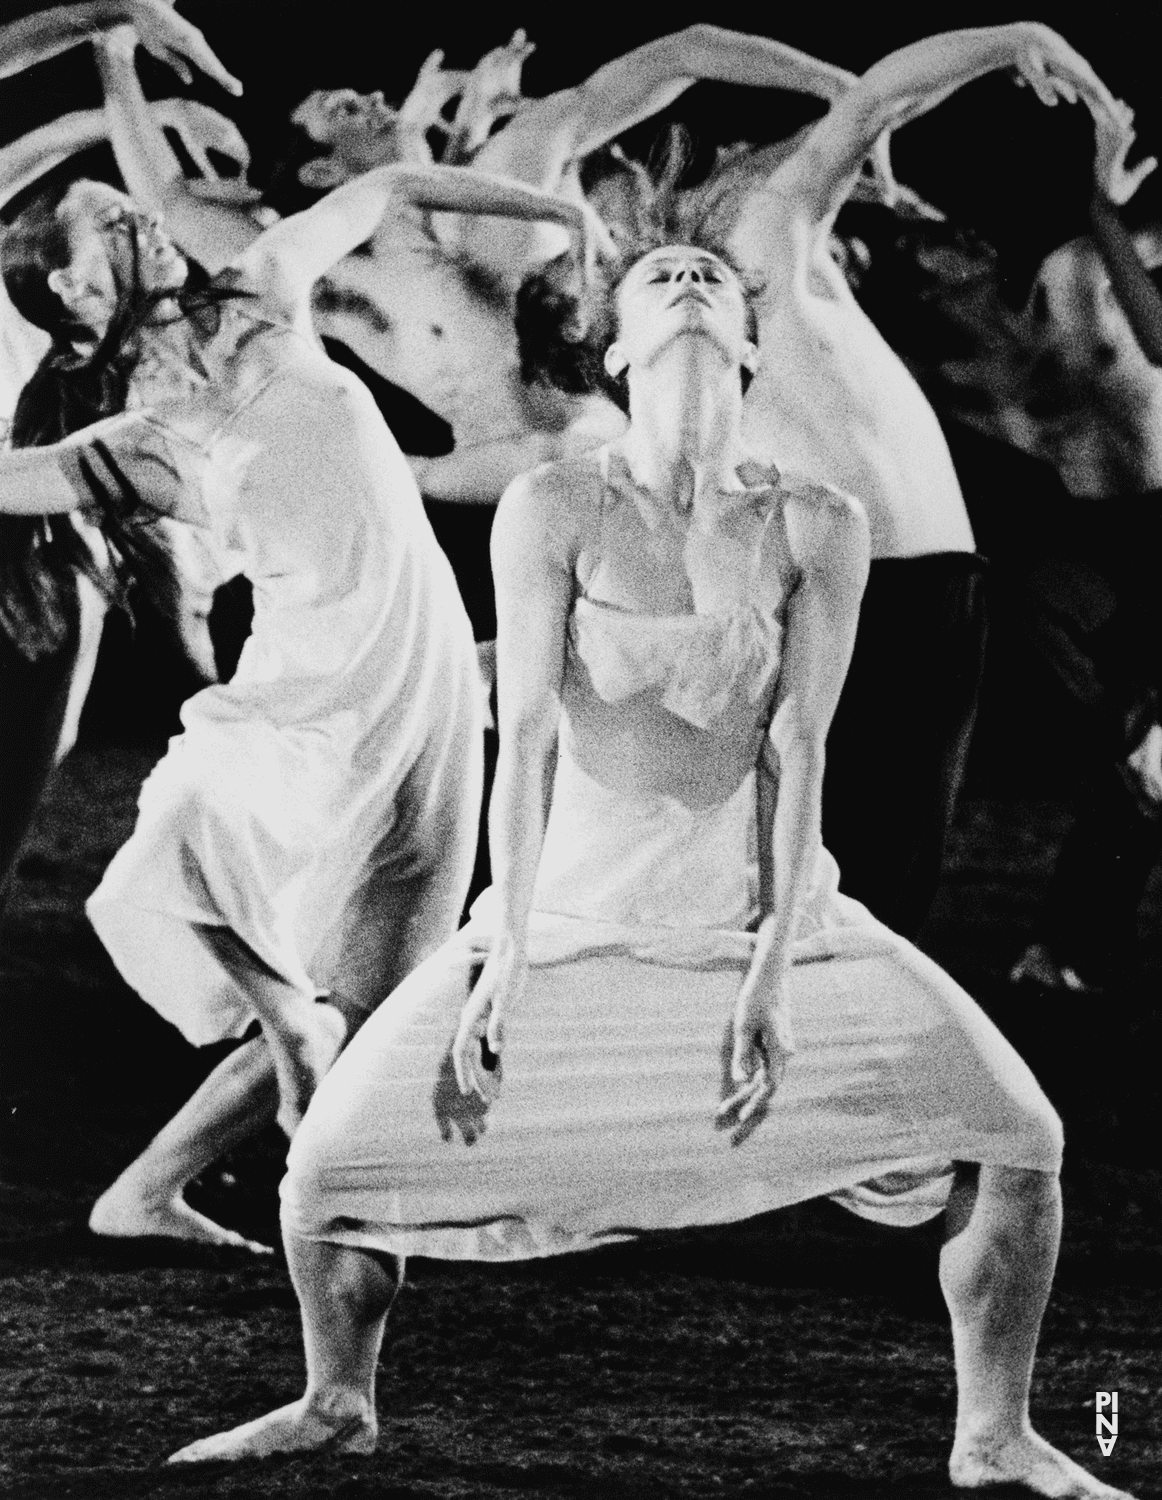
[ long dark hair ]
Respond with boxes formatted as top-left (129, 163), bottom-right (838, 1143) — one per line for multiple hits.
top-left (1, 181), bottom-right (242, 660)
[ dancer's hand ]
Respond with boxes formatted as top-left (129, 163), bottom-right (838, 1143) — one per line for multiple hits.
top-left (151, 98), bottom-right (250, 181)
top-left (452, 933), bottom-right (528, 1101)
top-left (123, 1), bottom-right (242, 95)
top-left (1095, 101), bottom-right (1158, 206)
top-left (717, 959), bottom-right (795, 1129)
top-left (398, 50), bottom-right (471, 136)
top-left (1005, 23), bottom-right (1118, 129)
top-left (462, 29), bottom-right (536, 126)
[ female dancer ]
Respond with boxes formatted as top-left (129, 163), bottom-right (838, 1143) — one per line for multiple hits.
top-left (520, 22), bottom-right (1120, 939)
top-left (0, 151), bottom-right (607, 1249)
top-left (166, 223), bottom-right (1123, 1496)
top-left (0, 22), bottom-right (245, 898)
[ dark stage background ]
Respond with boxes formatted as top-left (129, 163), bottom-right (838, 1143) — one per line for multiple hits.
top-left (1, 7), bottom-right (1160, 1498)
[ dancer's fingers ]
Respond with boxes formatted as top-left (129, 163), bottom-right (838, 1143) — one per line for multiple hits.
top-left (485, 1002), bottom-right (505, 1056)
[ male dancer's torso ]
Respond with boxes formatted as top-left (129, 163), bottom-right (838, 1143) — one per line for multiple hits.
top-left (739, 213), bottom-right (975, 560)
top-left (308, 203), bottom-right (619, 456)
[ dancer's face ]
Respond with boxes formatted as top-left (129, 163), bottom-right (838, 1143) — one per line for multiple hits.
top-left (613, 246), bottom-right (752, 376)
top-left (51, 182), bottom-right (187, 336)
top-left (292, 90), bottom-right (402, 181)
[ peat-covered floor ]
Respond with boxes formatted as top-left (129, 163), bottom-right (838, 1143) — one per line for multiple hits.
top-left (1, 743), bottom-right (1159, 1499)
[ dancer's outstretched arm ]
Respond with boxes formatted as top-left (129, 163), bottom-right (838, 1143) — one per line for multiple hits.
top-left (0, 0), bottom-right (239, 90)
top-left (97, 31), bottom-right (259, 273)
top-left (478, 23), bottom-right (853, 183)
top-left (0, 95), bottom-right (240, 213)
top-left (0, 411), bottom-right (154, 514)
top-left (733, 23), bottom-right (1121, 265)
top-left (450, 464), bottom-right (581, 1098)
top-left (0, 112), bottom-right (107, 210)
top-left (720, 484), bottom-right (869, 1124)
top-left (458, 25), bottom-right (855, 284)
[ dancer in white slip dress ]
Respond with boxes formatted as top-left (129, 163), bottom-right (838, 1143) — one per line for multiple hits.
top-left (0, 152), bottom-right (606, 1251)
top-left (168, 241), bottom-right (1127, 1500)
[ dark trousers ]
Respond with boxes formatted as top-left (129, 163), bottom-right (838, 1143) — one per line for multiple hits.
top-left (1043, 763), bottom-right (1162, 985)
top-left (822, 552), bottom-right (988, 940)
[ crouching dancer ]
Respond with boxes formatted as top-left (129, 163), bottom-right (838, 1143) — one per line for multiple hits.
top-left (164, 208), bottom-right (1126, 1495)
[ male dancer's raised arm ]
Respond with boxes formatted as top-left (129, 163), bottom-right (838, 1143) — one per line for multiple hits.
top-left (454, 24), bottom-right (859, 288)
top-left (732, 22), bottom-right (1121, 265)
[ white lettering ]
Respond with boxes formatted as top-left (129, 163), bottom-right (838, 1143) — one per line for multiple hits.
top-left (1095, 1391), bottom-right (1119, 1456)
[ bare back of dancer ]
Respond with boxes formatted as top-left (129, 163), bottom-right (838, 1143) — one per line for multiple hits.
top-left (729, 24), bottom-right (1121, 558)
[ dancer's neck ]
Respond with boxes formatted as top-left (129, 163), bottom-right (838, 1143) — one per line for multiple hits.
top-left (620, 340), bottom-right (745, 513)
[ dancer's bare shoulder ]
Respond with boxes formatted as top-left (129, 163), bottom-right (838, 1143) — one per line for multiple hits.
top-left (776, 470), bottom-right (870, 589)
top-left (493, 452), bottom-right (604, 574)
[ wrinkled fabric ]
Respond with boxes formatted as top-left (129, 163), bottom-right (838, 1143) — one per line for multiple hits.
top-left (88, 312), bottom-right (480, 1043)
top-left (283, 749), bottom-right (1062, 1261)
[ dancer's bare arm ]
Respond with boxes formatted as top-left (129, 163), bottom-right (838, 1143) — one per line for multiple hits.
top-left (409, 434), bottom-right (559, 504)
top-left (476, 24), bottom-right (853, 187)
top-left (733, 23), bottom-right (1121, 266)
top-left (720, 484), bottom-right (869, 1123)
top-left (0, 0), bottom-right (239, 90)
top-left (0, 112), bottom-right (107, 211)
top-left (97, 32), bottom-right (260, 273)
top-left (0, 412), bottom-right (154, 515)
top-left (442, 29), bottom-right (536, 165)
top-left (458, 25), bottom-right (855, 282)
top-left (0, 95), bottom-right (240, 215)
top-left (395, 48), bottom-right (472, 165)
top-left (450, 464), bottom-right (582, 1098)
top-left (239, 161), bottom-right (611, 318)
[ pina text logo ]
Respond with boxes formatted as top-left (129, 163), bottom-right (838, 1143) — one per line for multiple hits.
top-left (1095, 1391), bottom-right (1118, 1456)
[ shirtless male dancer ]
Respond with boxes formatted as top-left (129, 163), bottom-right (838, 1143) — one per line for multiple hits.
top-left (723, 23), bottom-right (1121, 935)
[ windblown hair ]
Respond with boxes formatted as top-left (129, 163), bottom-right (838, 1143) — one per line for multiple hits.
top-left (0, 182), bottom-right (244, 660)
top-left (516, 129), bottom-right (765, 412)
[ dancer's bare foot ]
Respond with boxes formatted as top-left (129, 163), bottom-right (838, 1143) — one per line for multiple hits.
top-left (89, 1180), bottom-right (273, 1255)
top-left (270, 1002), bottom-right (347, 1137)
top-left (951, 1427), bottom-right (1135, 1497)
top-left (168, 1394), bottom-right (376, 1463)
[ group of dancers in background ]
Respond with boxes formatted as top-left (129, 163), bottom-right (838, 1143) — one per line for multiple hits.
top-left (0, 5), bottom-right (1156, 1495)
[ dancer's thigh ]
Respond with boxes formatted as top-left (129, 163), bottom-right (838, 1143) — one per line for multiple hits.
top-left (326, 715), bottom-right (482, 1028)
top-left (287, 942), bottom-right (475, 1184)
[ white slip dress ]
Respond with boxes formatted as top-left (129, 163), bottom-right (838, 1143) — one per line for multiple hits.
top-left (86, 305), bottom-right (482, 1043)
top-left (281, 454), bottom-right (1062, 1261)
